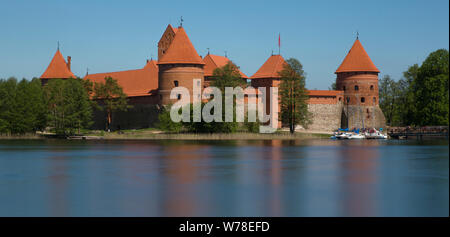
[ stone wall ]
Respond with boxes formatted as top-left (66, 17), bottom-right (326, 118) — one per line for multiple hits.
top-left (306, 103), bottom-right (343, 132)
top-left (341, 105), bottom-right (386, 129)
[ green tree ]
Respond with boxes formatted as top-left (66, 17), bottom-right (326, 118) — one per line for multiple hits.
top-left (0, 78), bottom-right (18, 134)
top-left (0, 78), bottom-right (46, 135)
top-left (414, 49), bottom-right (449, 126)
top-left (209, 62), bottom-right (247, 133)
top-left (156, 105), bottom-right (184, 133)
top-left (13, 78), bottom-right (47, 133)
top-left (211, 62), bottom-right (246, 91)
top-left (397, 64), bottom-right (418, 126)
top-left (93, 77), bottom-right (131, 131)
top-left (379, 75), bottom-right (401, 126)
top-left (64, 79), bottom-right (93, 134)
top-left (279, 58), bottom-right (312, 133)
top-left (44, 78), bottom-right (92, 135)
top-left (329, 82), bottom-right (337, 90)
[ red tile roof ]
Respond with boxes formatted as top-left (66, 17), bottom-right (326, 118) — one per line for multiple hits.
top-left (203, 54), bottom-right (248, 78)
top-left (170, 24), bottom-right (178, 34)
top-left (158, 24), bottom-right (178, 45)
top-left (84, 60), bottom-right (158, 97)
top-left (251, 55), bottom-right (287, 79)
top-left (157, 27), bottom-right (204, 65)
top-left (40, 49), bottom-right (76, 79)
top-left (335, 39), bottom-right (379, 73)
top-left (307, 90), bottom-right (344, 96)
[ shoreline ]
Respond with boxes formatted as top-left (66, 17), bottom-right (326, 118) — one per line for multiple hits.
top-left (0, 131), bottom-right (331, 140)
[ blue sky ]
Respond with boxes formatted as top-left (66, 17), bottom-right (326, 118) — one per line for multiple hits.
top-left (0, 0), bottom-right (448, 89)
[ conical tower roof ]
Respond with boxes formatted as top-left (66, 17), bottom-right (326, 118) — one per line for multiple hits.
top-left (40, 49), bottom-right (75, 79)
top-left (251, 55), bottom-right (287, 79)
top-left (157, 27), bottom-right (204, 65)
top-left (335, 39), bottom-right (379, 73)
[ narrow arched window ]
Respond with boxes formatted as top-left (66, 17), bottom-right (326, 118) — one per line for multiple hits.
top-left (174, 80), bottom-right (179, 87)
top-left (354, 85), bottom-right (359, 91)
top-left (370, 85), bottom-right (374, 90)
top-left (361, 97), bottom-right (365, 103)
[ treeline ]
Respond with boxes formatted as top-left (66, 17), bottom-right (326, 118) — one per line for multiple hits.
top-left (379, 49), bottom-right (449, 127)
top-left (0, 78), bottom-right (46, 134)
top-left (0, 77), bottom-right (128, 136)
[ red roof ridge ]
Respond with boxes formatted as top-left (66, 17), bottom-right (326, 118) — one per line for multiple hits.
top-left (203, 54), bottom-right (248, 78)
top-left (84, 60), bottom-right (158, 97)
top-left (335, 39), bottom-right (379, 73)
top-left (85, 60), bottom-right (157, 77)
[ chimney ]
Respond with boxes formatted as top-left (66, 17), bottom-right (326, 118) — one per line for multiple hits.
top-left (67, 56), bottom-right (71, 70)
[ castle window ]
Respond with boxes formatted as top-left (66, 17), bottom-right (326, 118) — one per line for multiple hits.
top-left (361, 97), bottom-right (365, 103)
top-left (177, 94), bottom-right (181, 100)
top-left (370, 85), bottom-right (374, 90)
top-left (339, 97), bottom-right (342, 101)
top-left (174, 80), bottom-right (179, 87)
top-left (354, 85), bottom-right (359, 91)
top-left (373, 97), bottom-right (376, 103)
top-left (343, 86), bottom-right (346, 91)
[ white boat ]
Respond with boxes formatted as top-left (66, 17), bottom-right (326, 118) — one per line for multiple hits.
top-left (335, 132), bottom-right (352, 139)
top-left (365, 129), bottom-right (388, 139)
top-left (348, 133), bottom-right (365, 139)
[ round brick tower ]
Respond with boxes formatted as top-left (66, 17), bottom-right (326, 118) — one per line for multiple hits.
top-left (157, 26), bottom-right (205, 105)
top-left (335, 38), bottom-right (386, 129)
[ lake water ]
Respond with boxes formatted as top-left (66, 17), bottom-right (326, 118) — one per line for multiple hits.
top-left (0, 139), bottom-right (448, 217)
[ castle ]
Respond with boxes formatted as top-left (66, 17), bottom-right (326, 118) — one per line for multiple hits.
top-left (40, 24), bottom-right (385, 132)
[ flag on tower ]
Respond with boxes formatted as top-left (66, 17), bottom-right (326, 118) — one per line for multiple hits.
top-left (278, 33), bottom-right (281, 54)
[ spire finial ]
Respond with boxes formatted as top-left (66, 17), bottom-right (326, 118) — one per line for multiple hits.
top-left (57, 41), bottom-right (60, 51)
top-left (207, 48), bottom-right (210, 55)
top-left (86, 67), bottom-right (89, 76)
top-left (356, 30), bottom-right (359, 40)
top-left (179, 16), bottom-right (183, 27)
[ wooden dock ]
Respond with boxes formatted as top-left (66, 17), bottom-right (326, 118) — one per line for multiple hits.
top-left (388, 126), bottom-right (448, 139)
top-left (67, 135), bottom-right (103, 140)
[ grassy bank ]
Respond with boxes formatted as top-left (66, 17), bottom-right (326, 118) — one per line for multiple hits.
top-left (85, 129), bottom-right (330, 140)
top-left (1, 129), bottom-right (331, 140)
top-left (0, 133), bottom-right (42, 139)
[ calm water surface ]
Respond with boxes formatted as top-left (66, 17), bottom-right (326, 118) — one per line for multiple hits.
top-left (0, 139), bottom-right (448, 217)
